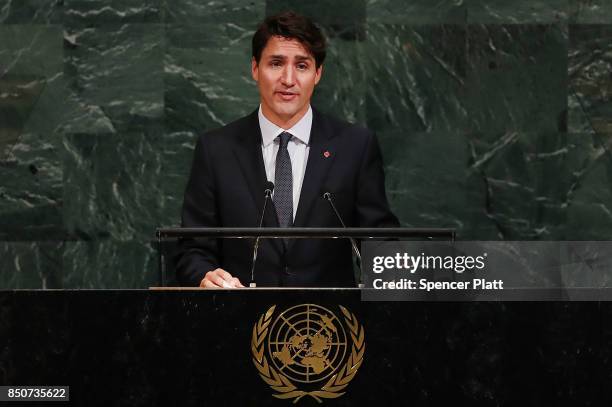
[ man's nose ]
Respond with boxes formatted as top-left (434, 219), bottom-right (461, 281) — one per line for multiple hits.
top-left (280, 66), bottom-right (295, 86)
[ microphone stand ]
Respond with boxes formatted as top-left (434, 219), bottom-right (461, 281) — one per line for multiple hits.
top-left (323, 192), bottom-right (363, 288)
top-left (250, 185), bottom-right (273, 287)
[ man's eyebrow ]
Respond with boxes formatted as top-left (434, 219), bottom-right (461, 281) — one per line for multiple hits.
top-left (294, 55), bottom-right (313, 61)
top-left (266, 54), bottom-right (314, 61)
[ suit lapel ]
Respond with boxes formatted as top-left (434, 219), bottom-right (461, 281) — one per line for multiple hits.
top-left (232, 110), bottom-right (282, 254)
top-left (293, 108), bottom-right (336, 229)
top-left (232, 110), bottom-right (280, 228)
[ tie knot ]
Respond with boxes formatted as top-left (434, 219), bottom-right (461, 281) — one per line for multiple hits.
top-left (278, 132), bottom-right (292, 149)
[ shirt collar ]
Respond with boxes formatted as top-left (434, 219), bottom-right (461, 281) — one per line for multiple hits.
top-left (258, 105), bottom-right (313, 147)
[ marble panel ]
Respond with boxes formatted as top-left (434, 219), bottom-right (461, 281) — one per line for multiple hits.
top-left (164, 23), bottom-right (259, 133)
top-left (379, 130), bottom-right (499, 239)
top-left (566, 134), bottom-right (612, 240)
top-left (0, 25), bottom-right (63, 152)
top-left (62, 240), bottom-right (157, 288)
top-left (157, 131), bottom-right (197, 228)
top-left (366, 0), bottom-right (466, 24)
top-left (64, 0), bottom-right (163, 25)
top-left (165, 0), bottom-right (265, 24)
top-left (0, 241), bottom-right (63, 288)
top-left (568, 25), bottom-right (612, 134)
top-left (0, 26), bottom-right (117, 139)
top-left (467, 132), bottom-right (572, 240)
top-left (62, 132), bottom-right (163, 241)
top-left (467, 24), bottom-right (568, 133)
top-left (0, 25), bottom-right (121, 240)
top-left (312, 38), bottom-right (367, 125)
top-left (0, 132), bottom-right (64, 240)
top-left (560, 241), bottom-right (612, 288)
top-left (0, 0), bottom-right (64, 24)
top-left (0, 27), bottom-right (65, 239)
top-left (364, 24), bottom-right (468, 134)
top-left (468, 0), bottom-right (568, 23)
top-left (569, 0), bottom-right (612, 23)
top-left (63, 23), bottom-right (164, 133)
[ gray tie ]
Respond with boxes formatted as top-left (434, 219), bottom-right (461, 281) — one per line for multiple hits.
top-left (274, 132), bottom-right (293, 228)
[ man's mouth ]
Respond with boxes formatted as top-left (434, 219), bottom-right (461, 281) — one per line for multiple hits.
top-left (276, 91), bottom-right (298, 101)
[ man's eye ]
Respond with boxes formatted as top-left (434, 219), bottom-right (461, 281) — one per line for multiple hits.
top-left (270, 61), bottom-right (282, 67)
top-left (297, 64), bottom-right (308, 70)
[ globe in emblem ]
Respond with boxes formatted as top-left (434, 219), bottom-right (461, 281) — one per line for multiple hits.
top-left (267, 304), bottom-right (348, 384)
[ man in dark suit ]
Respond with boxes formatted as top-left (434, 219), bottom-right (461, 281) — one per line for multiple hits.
top-left (176, 11), bottom-right (398, 288)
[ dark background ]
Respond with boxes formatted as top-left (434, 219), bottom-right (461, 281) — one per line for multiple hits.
top-left (1, 0), bottom-right (611, 288)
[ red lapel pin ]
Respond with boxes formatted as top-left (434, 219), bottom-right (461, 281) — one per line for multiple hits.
top-left (323, 151), bottom-right (331, 158)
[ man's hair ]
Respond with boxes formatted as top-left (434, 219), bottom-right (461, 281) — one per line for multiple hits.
top-left (252, 11), bottom-right (327, 68)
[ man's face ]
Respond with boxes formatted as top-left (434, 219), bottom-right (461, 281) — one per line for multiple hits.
top-left (252, 36), bottom-right (322, 127)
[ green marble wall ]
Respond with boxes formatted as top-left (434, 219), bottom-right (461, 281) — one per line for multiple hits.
top-left (1, 0), bottom-right (611, 287)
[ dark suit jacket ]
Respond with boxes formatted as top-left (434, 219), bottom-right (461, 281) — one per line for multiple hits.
top-left (175, 107), bottom-right (399, 287)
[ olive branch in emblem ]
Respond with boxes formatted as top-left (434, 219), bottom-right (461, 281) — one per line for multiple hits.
top-left (251, 305), bottom-right (365, 403)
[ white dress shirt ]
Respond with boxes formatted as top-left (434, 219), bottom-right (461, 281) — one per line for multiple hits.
top-left (258, 105), bottom-right (312, 220)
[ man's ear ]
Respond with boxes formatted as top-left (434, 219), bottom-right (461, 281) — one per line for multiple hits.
top-left (314, 64), bottom-right (323, 86)
top-left (251, 57), bottom-right (259, 82)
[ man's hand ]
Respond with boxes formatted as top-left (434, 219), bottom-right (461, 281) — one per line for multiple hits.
top-left (200, 268), bottom-right (245, 288)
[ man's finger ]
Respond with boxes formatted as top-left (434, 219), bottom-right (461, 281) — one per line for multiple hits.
top-left (232, 277), bottom-right (245, 288)
top-left (203, 271), bottom-right (224, 287)
top-left (205, 280), bottom-right (215, 288)
top-left (209, 273), bottom-right (228, 287)
top-left (201, 279), bottom-right (216, 288)
top-left (216, 269), bottom-right (234, 282)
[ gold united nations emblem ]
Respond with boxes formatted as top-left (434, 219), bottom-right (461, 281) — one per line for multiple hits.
top-left (251, 304), bottom-right (365, 403)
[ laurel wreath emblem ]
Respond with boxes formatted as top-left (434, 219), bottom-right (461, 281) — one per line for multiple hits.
top-left (251, 305), bottom-right (365, 403)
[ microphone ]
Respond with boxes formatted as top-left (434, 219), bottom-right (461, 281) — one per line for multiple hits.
top-left (250, 181), bottom-right (274, 287)
top-left (322, 191), bottom-right (363, 288)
